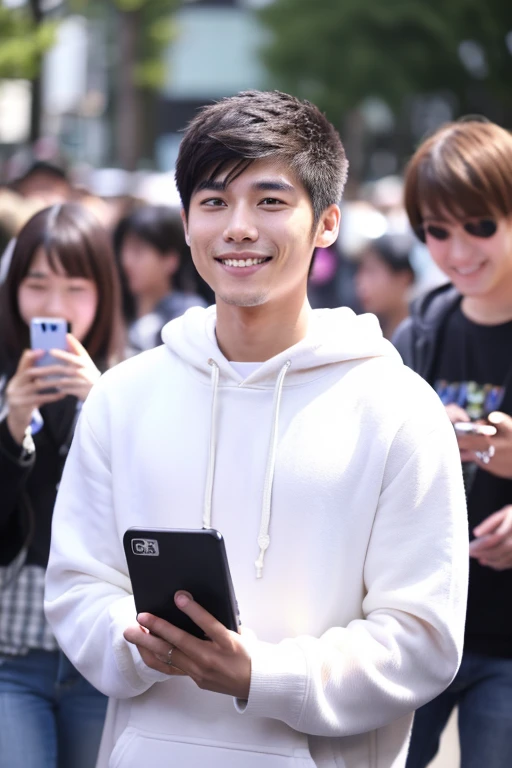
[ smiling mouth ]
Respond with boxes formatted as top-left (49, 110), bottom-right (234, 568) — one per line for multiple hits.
top-left (452, 263), bottom-right (485, 276)
top-left (215, 256), bottom-right (272, 268)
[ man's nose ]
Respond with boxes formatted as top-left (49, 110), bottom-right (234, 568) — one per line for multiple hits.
top-left (223, 205), bottom-right (258, 242)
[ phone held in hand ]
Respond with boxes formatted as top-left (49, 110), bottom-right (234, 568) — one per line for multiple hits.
top-left (453, 421), bottom-right (496, 436)
top-left (30, 317), bottom-right (69, 367)
top-left (123, 527), bottom-right (240, 640)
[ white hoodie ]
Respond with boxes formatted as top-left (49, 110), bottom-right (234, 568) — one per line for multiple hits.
top-left (45, 306), bottom-right (468, 768)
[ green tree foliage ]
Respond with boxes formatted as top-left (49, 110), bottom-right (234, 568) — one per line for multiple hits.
top-left (0, 4), bottom-right (56, 79)
top-left (258, 0), bottom-right (512, 122)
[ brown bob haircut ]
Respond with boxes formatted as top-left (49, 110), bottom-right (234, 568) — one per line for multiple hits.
top-left (404, 120), bottom-right (512, 233)
top-left (175, 90), bottom-right (348, 225)
top-left (0, 203), bottom-right (124, 372)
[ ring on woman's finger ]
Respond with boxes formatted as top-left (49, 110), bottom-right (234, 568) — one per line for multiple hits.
top-left (164, 646), bottom-right (174, 666)
top-left (476, 445), bottom-right (496, 464)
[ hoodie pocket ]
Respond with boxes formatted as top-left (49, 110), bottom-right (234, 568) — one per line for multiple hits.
top-left (109, 726), bottom-right (317, 768)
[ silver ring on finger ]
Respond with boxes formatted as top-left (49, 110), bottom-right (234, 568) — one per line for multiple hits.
top-left (164, 646), bottom-right (174, 666)
top-left (476, 445), bottom-right (495, 464)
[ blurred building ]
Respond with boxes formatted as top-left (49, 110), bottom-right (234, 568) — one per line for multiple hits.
top-left (156, 0), bottom-right (270, 171)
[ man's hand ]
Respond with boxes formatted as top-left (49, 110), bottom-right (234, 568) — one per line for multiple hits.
top-left (123, 591), bottom-right (251, 699)
top-left (469, 505), bottom-right (512, 570)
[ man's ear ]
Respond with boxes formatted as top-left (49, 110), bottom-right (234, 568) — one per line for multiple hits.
top-left (180, 208), bottom-right (190, 245)
top-left (314, 204), bottom-right (341, 249)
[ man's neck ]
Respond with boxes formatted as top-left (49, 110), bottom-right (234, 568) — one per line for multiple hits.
top-left (462, 292), bottom-right (512, 326)
top-left (215, 298), bottom-right (312, 362)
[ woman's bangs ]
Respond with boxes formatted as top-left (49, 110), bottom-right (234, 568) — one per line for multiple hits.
top-left (44, 229), bottom-right (95, 280)
top-left (416, 160), bottom-right (495, 222)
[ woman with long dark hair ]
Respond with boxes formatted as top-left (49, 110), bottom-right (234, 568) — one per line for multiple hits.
top-left (0, 203), bottom-right (124, 768)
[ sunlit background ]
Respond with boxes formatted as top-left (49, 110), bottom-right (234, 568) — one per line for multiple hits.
top-left (0, 0), bottom-right (510, 314)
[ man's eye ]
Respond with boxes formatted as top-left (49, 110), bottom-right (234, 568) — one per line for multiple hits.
top-left (260, 198), bottom-right (284, 206)
top-left (202, 198), bottom-right (225, 207)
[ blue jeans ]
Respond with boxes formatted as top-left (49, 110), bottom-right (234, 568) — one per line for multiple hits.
top-left (406, 650), bottom-right (512, 768)
top-left (0, 649), bottom-right (107, 768)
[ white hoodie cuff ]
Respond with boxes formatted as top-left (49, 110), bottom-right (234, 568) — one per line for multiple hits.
top-left (132, 647), bottom-right (170, 685)
top-left (234, 640), bottom-right (308, 725)
top-left (110, 595), bottom-right (169, 690)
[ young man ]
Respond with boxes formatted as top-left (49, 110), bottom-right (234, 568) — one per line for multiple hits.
top-left (45, 91), bottom-right (468, 768)
top-left (393, 119), bottom-right (512, 768)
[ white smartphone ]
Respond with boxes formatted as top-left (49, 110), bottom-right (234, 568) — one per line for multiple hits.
top-left (453, 421), bottom-right (494, 436)
top-left (30, 317), bottom-right (69, 367)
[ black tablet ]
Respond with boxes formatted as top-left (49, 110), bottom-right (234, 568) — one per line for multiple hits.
top-left (123, 527), bottom-right (239, 639)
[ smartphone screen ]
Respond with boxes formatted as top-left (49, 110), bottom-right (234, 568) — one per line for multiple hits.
top-left (123, 527), bottom-right (240, 639)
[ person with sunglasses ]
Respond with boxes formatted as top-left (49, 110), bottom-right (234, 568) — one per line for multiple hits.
top-left (393, 119), bottom-right (512, 768)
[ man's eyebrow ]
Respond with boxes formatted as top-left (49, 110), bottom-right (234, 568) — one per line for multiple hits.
top-left (253, 181), bottom-right (295, 193)
top-left (195, 179), bottom-right (227, 193)
top-left (194, 179), bottom-right (296, 195)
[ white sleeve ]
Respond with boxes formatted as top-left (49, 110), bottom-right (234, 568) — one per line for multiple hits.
top-left (236, 414), bottom-right (469, 737)
top-left (44, 391), bottom-right (168, 699)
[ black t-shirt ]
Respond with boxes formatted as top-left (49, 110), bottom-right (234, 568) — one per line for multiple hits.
top-left (432, 306), bottom-right (512, 658)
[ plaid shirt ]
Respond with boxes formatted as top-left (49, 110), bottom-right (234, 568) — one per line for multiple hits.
top-left (0, 549), bottom-right (58, 655)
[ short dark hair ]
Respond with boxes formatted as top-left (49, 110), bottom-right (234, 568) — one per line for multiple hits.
top-left (175, 90), bottom-right (348, 223)
top-left (114, 205), bottom-right (187, 259)
top-left (113, 204), bottom-right (213, 319)
top-left (364, 235), bottom-right (415, 279)
top-left (13, 160), bottom-right (70, 189)
top-left (0, 203), bottom-right (124, 373)
top-left (404, 120), bottom-right (512, 232)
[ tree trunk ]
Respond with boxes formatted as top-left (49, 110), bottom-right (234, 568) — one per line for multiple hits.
top-left (29, 0), bottom-right (43, 142)
top-left (115, 9), bottom-right (142, 170)
top-left (342, 108), bottom-right (365, 197)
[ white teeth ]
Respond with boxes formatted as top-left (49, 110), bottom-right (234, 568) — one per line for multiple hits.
top-left (221, 258), bottom-right (267, 267)
top-left (454, 264), bottom-right (483, 276)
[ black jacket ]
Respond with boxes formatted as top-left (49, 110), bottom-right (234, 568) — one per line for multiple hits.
top-left (0, 387), bottom-right (78, 568)
top-left (392, 283), bottom-right (461, 380)
top-left (393, 283), bottom-right (512, 657)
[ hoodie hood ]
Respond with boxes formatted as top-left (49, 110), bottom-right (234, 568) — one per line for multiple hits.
top-left (162, 305), bottom-right (401, 387)
top-left (162, 306), bottom-right (401, 578)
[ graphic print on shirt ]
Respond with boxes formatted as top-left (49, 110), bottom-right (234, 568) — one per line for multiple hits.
top-left (435, 379), bottom-right (505, 494)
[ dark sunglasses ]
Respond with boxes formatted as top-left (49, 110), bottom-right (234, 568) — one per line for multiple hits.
top-left (415, 218), bottom-right (497, 243)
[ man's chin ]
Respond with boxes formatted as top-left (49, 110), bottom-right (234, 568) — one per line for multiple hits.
top-left (217, 291), bottom-right (268, 308)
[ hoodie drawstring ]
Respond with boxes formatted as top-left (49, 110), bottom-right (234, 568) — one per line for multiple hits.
top-left (255, 360), bottom-right (291, 578)
top-left (202, 359), bottom-right (220, 529)
top-left (202, 359), bottom-right (291, 579)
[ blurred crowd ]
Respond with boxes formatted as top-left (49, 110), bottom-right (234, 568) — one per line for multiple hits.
top-left (0, 152), bottom-right (216, 357)
top-left (0, 147), bottom-right (446, 354)
top-left (2, 95), bottom-right (512, 768)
